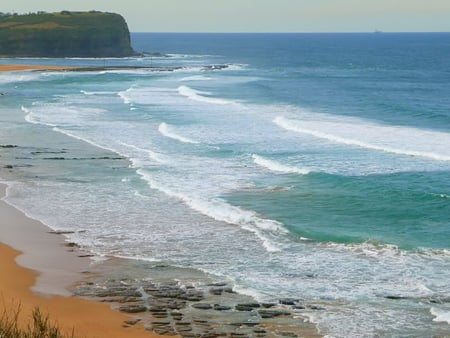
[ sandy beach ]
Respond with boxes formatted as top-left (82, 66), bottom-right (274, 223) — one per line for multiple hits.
top-left (0, 64), bottom-right (77, 72)
top-left (0, 183), bottom-right (160, 338)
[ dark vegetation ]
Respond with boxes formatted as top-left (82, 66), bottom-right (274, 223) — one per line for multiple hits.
top-left (0, 304), bottom-right (76, 338)
top-left (0, 11), bottom-right (134, 57)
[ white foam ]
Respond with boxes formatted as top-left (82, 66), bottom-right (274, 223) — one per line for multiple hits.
top-left (118, 87), bottom-right (133, 104)
top-left (178, 85), bottom-right (235, 105)
top-left (22, 106), bottom-right (57, 127)
top-left (158, 122), bottom-right (199, 144)
top-left (252, 154), bottom-right (310, 175)
top-left (118, 86), bottom-right (177, 105)
top-left (180, 75), bottom-right (212, 82)
top-left (274, 116), bottom-right (450, 162)
top-left (0, 72), bottom-right (41, 84)
top-left (80, 90), bottom-right (116, 96)
top-left (430, 308), bottom-right (450, 324)
top-left (137, 169), bottom-right (287, 252)
top-left (118, 141), bottom-right (168, 164)
top-left (51, 128), bottom-right (130, 160)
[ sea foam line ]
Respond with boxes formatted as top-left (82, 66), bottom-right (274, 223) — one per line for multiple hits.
top-left (274, 116), bottom-right (450, 161)
top-left (118, 141), bottom-right (168, 164)
top-left (158, 122), bottom-right (199, 144)
top-left (178, 85), bottom-right (234, 105)
top-left (80, 90), bottom-right (116, 96)
top-left (252, 154), bottom-right (310, 175)
top-left (22, 106), bottom-right (57, 127)
top-left (137, 169), bottom-right (287, 253)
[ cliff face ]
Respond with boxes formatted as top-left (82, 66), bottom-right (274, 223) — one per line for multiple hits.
top-left (0, 11), bottom-right (135, 57)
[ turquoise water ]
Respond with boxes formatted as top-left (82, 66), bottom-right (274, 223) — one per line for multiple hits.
top-left (1, 33), bottom-right (450, 337)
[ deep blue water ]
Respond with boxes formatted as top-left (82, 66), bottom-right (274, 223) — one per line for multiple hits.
top-left (1, 33), bottom-right (450, 337)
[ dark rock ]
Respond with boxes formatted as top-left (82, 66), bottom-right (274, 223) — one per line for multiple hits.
top-left (261, 303), bottom-right (276, 308)
top-left (279, 298), bottom-right (299, 305)
top-left (235, 305), bottom-right (254, 311)
top-left (308, 305), bottom-right (326, 311)
top-left (118, 305), bottom-right (147, 313)
top-left (235, 303), bottom-right (260, 311)
top-left (258, 309), bottom-right (291, 318)
top-left (385, 295), bottom-right (407, 300)
top-left (179, 290), bottom-right (204, 301)
top-left (96, 288), bottom-right (141, 298)
top-left (240, 322), bottom-right (260, 327)
top-left (153, 328), bottom-right (170, 335)
top-left (0, 145), bottom-right (18, 148)
top-left (118, 296), bottom-right (141, 303)
top-left (209, 287), bottom-right (234, 295)
top-left (48, 230), bottom-right (76, 235)
top-left (207, 282), bottom-right (228, 287)
top-left (175, 322), bottom-right (191, 326)
top-left (253, 329), bottom-right (267, 334)
top-left (152, 313), bottom-right (168, 318)
top-left (213, 304), bottom-right (232, 311)
top-left (209, 288), bottom-right (224, 295)
top-left (152, 320), bottom-right (171, 325)
top-left (123, 319), bottom-right (141, 326)
top-left (192, 303), bottom-right (213, 310)
top-left (176, 326), bottom-right (193, 332)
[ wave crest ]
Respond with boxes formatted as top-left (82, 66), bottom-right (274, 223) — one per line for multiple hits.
top-left (158, 122), bottom-right (199, 144)
top-left (178, 85), bottom-right (235, 105)
top-left (274, 116), bottom-right (450, 161)
top-left (137, 169), bottom-right (287, 253)
top-left (252, 154), bottom-right (310, 175)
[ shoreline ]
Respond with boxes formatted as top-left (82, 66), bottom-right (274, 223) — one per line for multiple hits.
top-left (0, 183), bottom-right (160, 337)
top-left (0, 180), bottom-right (322, 337)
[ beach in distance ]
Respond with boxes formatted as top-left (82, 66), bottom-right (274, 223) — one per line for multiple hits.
top-left (1, 32), bottom-right (450, 337)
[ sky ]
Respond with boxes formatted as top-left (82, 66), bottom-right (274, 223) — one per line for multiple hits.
top-left (1, 0), bottom-right (449, 33)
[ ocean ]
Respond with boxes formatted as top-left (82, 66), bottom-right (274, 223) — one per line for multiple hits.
top-left (1, 32), bottom-right (450, 337)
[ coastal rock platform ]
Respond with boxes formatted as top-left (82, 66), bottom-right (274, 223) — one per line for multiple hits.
top-left (73, 272), bottom-right (322, 337)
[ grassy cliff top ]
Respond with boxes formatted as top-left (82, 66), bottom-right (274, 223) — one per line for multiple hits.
top-left (0, 11), bottom-right (124, 30)
top-left (0, 11), bottom-right (135, 57)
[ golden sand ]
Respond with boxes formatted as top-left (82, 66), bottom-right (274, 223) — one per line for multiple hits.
top-left (0, 64), bottom-right (76, 71)
top-left (0, 243), bottom-right (161, 337)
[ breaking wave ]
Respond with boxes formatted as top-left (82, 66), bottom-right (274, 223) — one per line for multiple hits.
top-left (252, 154), bottom-right (310, 175)
top-left (158, 122), bottom-right (199, 144)
top-left (274, 116), bottom-right (450, 161)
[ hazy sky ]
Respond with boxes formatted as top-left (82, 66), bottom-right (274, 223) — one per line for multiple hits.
top-left (2, 0), bottom-right (449, 32)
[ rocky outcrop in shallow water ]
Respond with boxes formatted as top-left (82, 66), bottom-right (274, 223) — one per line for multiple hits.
top-left (73, 277), bottom-right (322, 337)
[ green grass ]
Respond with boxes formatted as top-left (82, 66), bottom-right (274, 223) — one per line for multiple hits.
top-left (0, 11), bottom-right (134, 57)
top-left (0, 305), bottom-right (76, 338)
